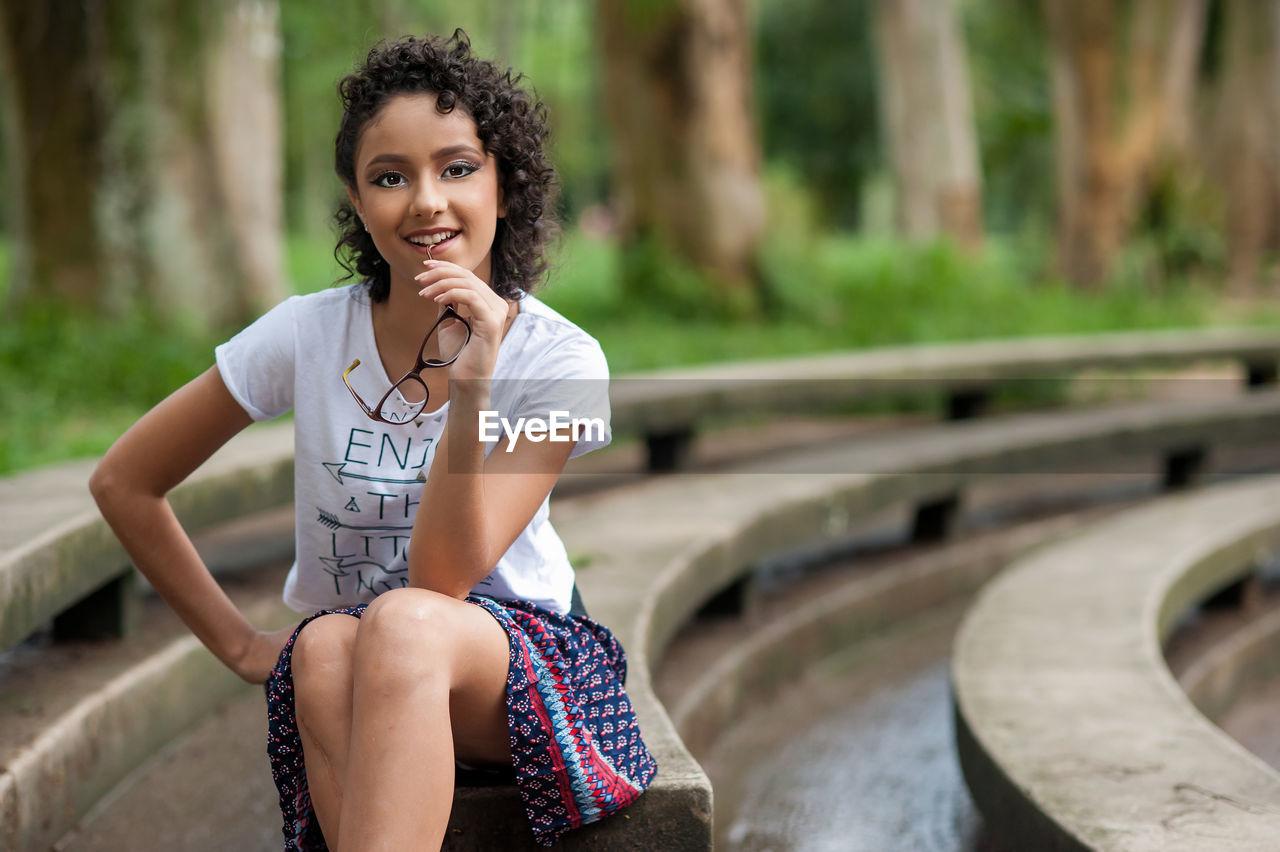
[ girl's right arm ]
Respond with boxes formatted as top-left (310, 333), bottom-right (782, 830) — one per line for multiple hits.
top-left (89, 365), bottom-right (296, 683)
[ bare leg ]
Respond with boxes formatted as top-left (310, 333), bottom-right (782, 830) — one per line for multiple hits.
top-left (292, 613), bottom-right (360, 846)
top-left (335, 588), bottom-right (511, 852)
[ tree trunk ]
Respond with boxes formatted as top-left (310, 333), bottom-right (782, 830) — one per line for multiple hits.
top-left (0, 0), bottom-right (286, 327)
top-left (0, 1), bottom-right (107, 308)
top-left (1216, 0), bottom-right (1280, 296)
top-left (595, 0), bottom-right (766, 310)
top-left (1162, 0), bottom-right (1209, 157)
top-left (872, 0), bottom-right (983, 250)
top-left (206, 0), bottom-right (287, 320)
top-left (1043, 0), bottom-right (1207, 289)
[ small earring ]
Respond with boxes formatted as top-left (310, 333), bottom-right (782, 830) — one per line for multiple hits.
top-left (362, 220), bottom-right (368, 232)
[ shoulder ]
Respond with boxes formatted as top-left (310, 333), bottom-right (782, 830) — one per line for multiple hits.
top-left (240, 282), bottom-right (366, 330)
top-left (513, 293), bottom-right (598, 341)
top-left (244, 284), bottom-right (370, 344)
top-left (504, 294), bottom-right (608, 380)
top-left (288, 283), bottom-right (370, 318)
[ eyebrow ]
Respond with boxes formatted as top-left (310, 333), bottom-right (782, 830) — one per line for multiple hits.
top-left (363, 145), bottom-right (485, 170)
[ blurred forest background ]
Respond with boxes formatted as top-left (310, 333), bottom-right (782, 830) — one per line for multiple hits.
top-left (2, 0), bottom-right (1280, 473)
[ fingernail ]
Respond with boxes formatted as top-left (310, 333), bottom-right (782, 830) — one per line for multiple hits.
top-left (419, 288), bottom-right (430, 296)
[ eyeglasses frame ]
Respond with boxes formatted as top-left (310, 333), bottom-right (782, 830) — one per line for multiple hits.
top-left (342, 303), bottom-right (472, 425)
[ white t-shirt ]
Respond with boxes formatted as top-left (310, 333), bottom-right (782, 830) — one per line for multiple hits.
top-left (215, 283), bottom-right (610, 615)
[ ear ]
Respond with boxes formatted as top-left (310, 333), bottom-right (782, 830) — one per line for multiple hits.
top-left (345, 185), bottom-right (365, 226)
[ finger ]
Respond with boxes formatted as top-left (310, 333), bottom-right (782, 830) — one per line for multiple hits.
top-left (417, 275), bottom-right (505, 309)
top-left (429, 291), bottom-right (508, 329)
top-left (418, 285), bottom-right (504, 321)
top-left (415, 273), bottom-right (500, 305)
top-left (414, 266), bottom-right (472, 288)
top-left (428, 285), bottom-right (499, 314)
top-left (414, 258), bottom-right (478, 279)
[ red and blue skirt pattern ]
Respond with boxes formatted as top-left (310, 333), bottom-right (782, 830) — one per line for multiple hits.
top-left (264, 595), bottom-right (657, 850)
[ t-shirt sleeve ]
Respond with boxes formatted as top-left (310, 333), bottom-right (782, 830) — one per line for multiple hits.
top-left (508, 333), bottom-right (612, 459)
top-left (214, 296), bottom-right (299, 421)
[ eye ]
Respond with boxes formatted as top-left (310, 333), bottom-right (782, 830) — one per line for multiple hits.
top-left (442, 161), bottom-right (479, 179)
top-left (372, 171), bottom-right (405, 188)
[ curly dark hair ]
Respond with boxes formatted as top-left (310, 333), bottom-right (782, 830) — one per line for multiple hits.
top-left (333, 30), bottom-right (559, 301)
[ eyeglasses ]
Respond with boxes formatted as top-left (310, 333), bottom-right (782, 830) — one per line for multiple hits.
top-left (343, 304), bottom-right (472, 424)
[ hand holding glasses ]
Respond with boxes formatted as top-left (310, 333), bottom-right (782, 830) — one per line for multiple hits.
top-left (343, 248), bottom-right (473, 424)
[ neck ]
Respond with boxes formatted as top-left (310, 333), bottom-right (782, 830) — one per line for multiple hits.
top-left (379, 280), bottom-right (439, 347)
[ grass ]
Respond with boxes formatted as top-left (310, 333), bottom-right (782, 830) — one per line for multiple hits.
top-left (1, 230), bottom-right (1275, 475)
top-left (539, 231), bottom-right (1268, 372)
top-left (0, 306), bottom-right (230, 474)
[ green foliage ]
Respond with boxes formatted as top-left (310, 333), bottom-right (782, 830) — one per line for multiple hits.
top-left (615, 234), bottom-right (748, 321)
top-left (0, 241), bottom-right (9, 302)
top-left (515, 1), bottom-right (611, 220)
top-left (753, 0), bottom-right (1060, 238)
top-left (279, 0), bottom-right (384, 237)
top-left (1122, 155), bottom-right (1230, 290)
top-left (2, 225), bottom-right (1272, 475)
top-left (755, 0), bottom-right (879, 230)
top-left (538, 229), bottom-right (1241, 373)
top-left (964, 0), bottom-right (1056, 234)
top-left (286, 230), bottom-right (347, 295)
top-left (6, 2), bottom-right (1277, 475)
top-left (0, 303), bottom-right (227, 474)
top-left (619, 0), bottom-right (681, 32)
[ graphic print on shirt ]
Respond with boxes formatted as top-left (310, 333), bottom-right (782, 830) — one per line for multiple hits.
top-left (314, 421), bottom-right (439, 598)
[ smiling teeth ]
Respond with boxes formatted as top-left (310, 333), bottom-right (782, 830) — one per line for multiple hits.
top-left (407, 231), bottom-right (457, 246)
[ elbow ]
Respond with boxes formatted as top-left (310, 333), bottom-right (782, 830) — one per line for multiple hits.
top-left (89, 454), bottom-right (145, 512)
top-left (409, 565), bottom-right (473, 601)
top-left (409, 554), bottom-right (492, 601)
top-left (88, 458), bottom-right (121, 509)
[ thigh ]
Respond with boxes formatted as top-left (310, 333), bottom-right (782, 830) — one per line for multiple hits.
top-left (445, 599), bottom-right (514, 765)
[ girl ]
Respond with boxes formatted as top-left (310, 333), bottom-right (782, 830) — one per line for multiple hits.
top-left (90, 31), bottom-right (656, 850)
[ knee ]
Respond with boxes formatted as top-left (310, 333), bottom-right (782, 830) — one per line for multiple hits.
top-left (355, 588), bottom-right (457, 676)
top-left (292, 614), bottom-right (357, 713)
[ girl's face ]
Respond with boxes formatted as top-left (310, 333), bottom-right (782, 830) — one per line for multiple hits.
top-left (346, 93), bottom-right (505, 297)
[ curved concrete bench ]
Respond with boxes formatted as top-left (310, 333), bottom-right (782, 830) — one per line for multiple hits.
top-left (3, 328), bottom-right (1280, 848)
top-left (1178, 598), bottom-right (1280, 725)
top-left (0, 423), bottom-right (296, 655)
top-left (665, 513), bottom-right (1097, 760)
top-left (611, 326), bottom-right (1280, 468)
top-left (5, 327), bottom-right (1279, 659)
top-left (7, 391), bottom-right (1280, 849)
top-left (952, 475), bottom-right (1280, 851)
top-left (442, 390), bottom-right (1280, 848)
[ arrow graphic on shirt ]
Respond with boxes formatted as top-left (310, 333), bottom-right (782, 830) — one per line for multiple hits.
top-left (318, 554), bottom-right (406, 575)
top-left (322, 461), bottom-right (426, 486)
top-left (317, 555), bottom-right (408, 595)
top-left (315, 508), bottom-right (413, 533)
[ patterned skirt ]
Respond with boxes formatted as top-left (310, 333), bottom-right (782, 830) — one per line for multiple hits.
top-left (264, 595), bottom-right (658, 849)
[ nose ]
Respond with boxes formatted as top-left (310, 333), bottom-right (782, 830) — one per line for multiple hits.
top-left (410, 176), bottom-right (446, 218)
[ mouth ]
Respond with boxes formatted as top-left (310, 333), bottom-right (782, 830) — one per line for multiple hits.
top-left (405, 229), bottom-right (459, 256)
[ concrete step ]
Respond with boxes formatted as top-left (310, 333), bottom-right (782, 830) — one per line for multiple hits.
top-left (13, 389), bottom-right (1280, 850)
top-left (55, 688), bottom-right (280, 852)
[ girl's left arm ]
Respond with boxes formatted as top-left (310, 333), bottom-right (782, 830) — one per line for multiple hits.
top-left (408, 258), bottom-right (577, 596)
top-left (409, 385), bottom-right (573, 597)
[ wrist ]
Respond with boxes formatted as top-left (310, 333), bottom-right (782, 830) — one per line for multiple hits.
top-left (449, 378), bottom-right (491, 412)
top-left (225, 624), bottom-right (262, 676)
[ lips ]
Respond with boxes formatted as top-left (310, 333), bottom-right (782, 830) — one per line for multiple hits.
top-left (405, 229), bottom-right (459, 256)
